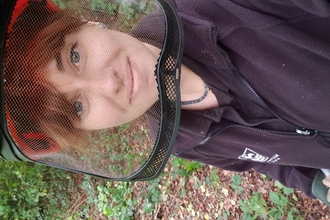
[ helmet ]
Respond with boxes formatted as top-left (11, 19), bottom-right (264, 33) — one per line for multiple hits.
top-left (0, 0), bottom-right (183, 180)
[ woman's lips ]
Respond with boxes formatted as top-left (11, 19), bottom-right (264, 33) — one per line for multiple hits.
top-left (129, 58), bottom-right (139, 101)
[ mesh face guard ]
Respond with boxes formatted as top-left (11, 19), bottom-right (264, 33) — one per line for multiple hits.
top-left (0, 0), bottom-right (183, 181)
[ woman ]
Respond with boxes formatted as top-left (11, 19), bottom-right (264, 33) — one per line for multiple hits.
top-left (3, 0), bottom-right (330, 202)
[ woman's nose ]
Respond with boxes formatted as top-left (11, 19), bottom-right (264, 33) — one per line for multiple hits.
top-left (77, 67), bottom-right (123, 96)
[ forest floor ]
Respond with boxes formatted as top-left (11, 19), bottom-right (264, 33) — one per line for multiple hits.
top-left (69, 159), bottom-right (330, 220)
top-left (134, 165), bottom-right (330, 220)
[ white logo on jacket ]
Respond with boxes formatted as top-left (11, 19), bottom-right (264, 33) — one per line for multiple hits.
top-left (238, 148), bottom-right (280, 163)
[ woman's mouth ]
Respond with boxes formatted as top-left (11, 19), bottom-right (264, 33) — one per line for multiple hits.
top-left (127, 58), bottom-right (136, 103)
top-left (128, 58), bottom-right (139, 102)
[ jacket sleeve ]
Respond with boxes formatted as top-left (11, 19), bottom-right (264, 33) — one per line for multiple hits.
top-left (185, 155), bottom-right (319, 198)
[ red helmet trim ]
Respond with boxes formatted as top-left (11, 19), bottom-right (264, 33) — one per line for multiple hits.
top-left (7, 0), bottom-right (60, 34)
top-left (6, 112), bottom-right (61, 160)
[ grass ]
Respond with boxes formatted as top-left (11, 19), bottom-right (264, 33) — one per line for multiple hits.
top-left (0, 157), bottom-right (310, 219)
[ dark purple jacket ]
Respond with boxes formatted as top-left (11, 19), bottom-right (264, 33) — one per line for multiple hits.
top-left (169, 0), bottom-right (330, 198)
top-left (135, 0), bottom-right (330, 198)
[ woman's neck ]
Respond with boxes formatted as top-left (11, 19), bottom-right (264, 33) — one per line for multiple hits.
top-left (144, 42), bottom-right (219, 110)
top-left (180, 64), bottom-right (219, 110)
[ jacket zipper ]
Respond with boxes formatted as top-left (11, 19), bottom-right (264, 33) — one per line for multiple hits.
top-left (175, 122), bottom-right (301, 155)
top-left (210, 25), bottom-right (327, 136)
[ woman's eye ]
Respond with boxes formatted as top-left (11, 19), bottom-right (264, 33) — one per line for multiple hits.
top-left (70, 43), bottom-right (80, 65)
top-left (74, 101), bottom-right (83, 116)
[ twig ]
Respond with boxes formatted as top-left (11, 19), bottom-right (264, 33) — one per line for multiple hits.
top-left (154, 203), bottom-right (161, 219)
top-left (65, 191), bottom-right (87, 219)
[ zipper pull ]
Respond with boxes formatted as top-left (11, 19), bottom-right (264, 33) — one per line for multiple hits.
top-left (295, 128), bottom-right (315, 136)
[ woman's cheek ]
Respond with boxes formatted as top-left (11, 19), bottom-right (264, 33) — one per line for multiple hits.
top-left (79, 98), bottom-right (117, 130)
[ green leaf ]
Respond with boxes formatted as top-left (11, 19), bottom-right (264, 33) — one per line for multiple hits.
top-left (230, 184), bottom-right (244, 194)
top-left (242, 213), bottom-right (253, 220)
top-left (178, 169), bottom-right (188, 177)
top-left (126, 198), bottom-right (133, 206)
top-left (287, 211), bottom-right (293, 220)
top-left (275, 181), bottom-right (284, 190)
top-left (238, 200), bottom-right (250, 213)
top-left (232, 174), bottom-right (242, 185)
top-left (274, 210), bottom-right (283, 220)
top-left (269, 208), bottom-right (278, 217)
top-left (270, 192), bottom-right (280, 205)
top-left (283, 187), bottom-right (294, 196)
top-left (142, 202), bottom-right (154, 213)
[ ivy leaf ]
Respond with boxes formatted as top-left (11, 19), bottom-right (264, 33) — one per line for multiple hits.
top-left (270, 192), bottom-right (280, 205)
top-left (283, 187), bottom-right (294, 196)
top-left (232, 174), bottom-right (242, 185)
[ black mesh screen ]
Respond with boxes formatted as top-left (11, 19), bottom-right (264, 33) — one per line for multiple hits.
top-left (1, 0), bottom-right (183, 181)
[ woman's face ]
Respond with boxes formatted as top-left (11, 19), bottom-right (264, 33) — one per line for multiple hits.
top-left (47, 22), bottom-right (159, 130)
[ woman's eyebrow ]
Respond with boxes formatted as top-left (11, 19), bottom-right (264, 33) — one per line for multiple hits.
top-left (55, 53), bottom-right (64, 72)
